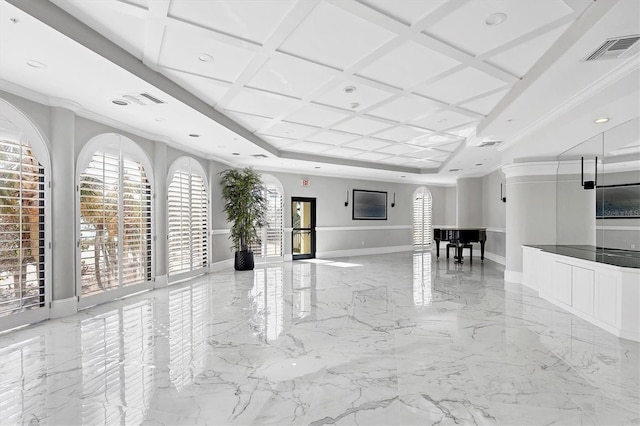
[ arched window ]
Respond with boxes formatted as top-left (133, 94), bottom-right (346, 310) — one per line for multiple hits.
top-left (77, 134), bottom-right (152, 303)
top-left (167, 157), bottom-right (209, 279)
top-left (413, 187), bottom-right (433, 248)
top-left (0, 101), bottom-right (50, 328)
top-left (251, 174), bottom-right (284, 260)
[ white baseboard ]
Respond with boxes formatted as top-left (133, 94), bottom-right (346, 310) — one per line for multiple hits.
top-left (317, 245), bottom-right (413, 259)
top-left (483, 252), bottom-right (506, 266)
top-left (50, 296), bottom-right (77, 318)
top-left (284, 254), bottom-right (293, 261)
top-left (504, 270), bottom-right (523, 284)
top-left (209, 258), bottom-right (234, 272)
top-left (154, 275), bottom-right (168, 288)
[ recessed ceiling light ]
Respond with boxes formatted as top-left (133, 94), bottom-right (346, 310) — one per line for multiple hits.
top-left (112, 99), bottom-right (129, 106)
top-left (449, 168), bottom-right (462, 172)
top-left (10, 17), bottom-right (19, 24)
top-left (475, 163), bottom-right (483, 166)
top-left (198, 54), bottom-right (214, 62)
top-left (343, 86), bottom-right (357, 94)
top-left (350, 102), bottom-right (360, 109)
top-left (484, 13), bottom-right (507, 26)
top-left (155, 117), bottom-right (165, 122)
top-left (314, 166), bottom-right (321, 169)
top-left (232, 152), bottom-right (240, 156)
top-left (437, 118), bottom-right (448, 123)
top-left (594, 117), bottom-right (609, 124)
top-left (189, 134), bottom-right (200, 137)
top-left (400, 175), bottom-right (406, 178)
top-left (26, 60), bottom-right (46, 69)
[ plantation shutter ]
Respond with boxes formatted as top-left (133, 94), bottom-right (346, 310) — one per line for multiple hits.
top-left (79, 149), bottom-right (151, 296)
top-left (250, 183), bottom-right (283, 258)
top-left (121, 158), bottom-right (152, 285)
top-left (412, 187), bottom-right (432, 247)
top-left (265, 185), bottom-right (283, 257)
top-left (0, 137), bottom-right (46, 316)
top-left (167, 167), bottom-right (208, 276)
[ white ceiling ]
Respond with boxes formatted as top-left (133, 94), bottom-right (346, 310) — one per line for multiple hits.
top-left (0, 0), bottom-right (638, 185)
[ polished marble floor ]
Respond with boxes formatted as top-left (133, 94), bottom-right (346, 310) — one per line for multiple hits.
top-left (0, 252), bottom-right (638, 425)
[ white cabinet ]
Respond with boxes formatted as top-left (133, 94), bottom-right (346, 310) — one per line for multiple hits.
top-left (523, 246), bottom-right (639, 342)
top-left (595, 272), bottom-right (619, 327)
top-left (554, 262), bottom-right (573, 306)
top-left (572, 266), bottom-right (594, 316)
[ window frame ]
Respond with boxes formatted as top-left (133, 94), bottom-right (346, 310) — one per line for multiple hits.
top-left (0, 98), bottom-right (52, 332)
top-left (76, 133), bottom-right (154, 309)
top-left (166, 157), bottom-right (210, 282)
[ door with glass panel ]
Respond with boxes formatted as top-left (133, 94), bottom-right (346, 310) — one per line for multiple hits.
top-left (291, 198), bottom-right (315, 260)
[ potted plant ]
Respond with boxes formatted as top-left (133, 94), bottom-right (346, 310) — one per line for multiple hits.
top-left (219, 167), bottom-right (267, 270)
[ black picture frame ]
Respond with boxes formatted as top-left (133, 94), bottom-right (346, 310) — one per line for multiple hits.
top-left (352, 189), bottom-right (387, 220)
top-left (596, 183), bottom-right (640, 219)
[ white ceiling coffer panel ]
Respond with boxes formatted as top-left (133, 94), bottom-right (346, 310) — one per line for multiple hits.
top-left (279, 1), bottom-right (395, 70)
top-left (358, 0), bottom-right (448, 27)
top-left (414, 67), bottom-right (509, 105)
top-left (313, 79), bottom-right (394, 112)
top-left (305, 130), bottom-right (360, 146)
top-left (246, 52), bottom-right (338, 99)
top-left (323, 146), bottom-right (366, 158)
top-left (332, 116), bottom-right (393, 135)
top-left (284, 141), bottom-right (333, 154)
top-left (424, 0), bottom-right (574, 57)
top-left (376, 143), bottom-right (420, 156)
top-left (352, 151), bottom-right (392, 162)
top-left (373, 126), bottom-right (429, 143)
top-left (411, 111), bottom-right (478, 133)
top-left (258, 121), bottom-right (320, 140)
top-left (460, 90), bottom-right (509, 115)
top-left (487, 23), bottom-right (571, 78)
top-left (157, 26), bottom-right (256, 83)
top-left (366, 96), bottom-right (440, 122)
top-left (357, 41), bottom-right (460, 89)
top-left (161, 69), bottom-right (230, 107)
top-left (259, 135), bottom-right (297, 149)
top-left (284, 104), bottom-right (350, 127)
top-left (221, 89), bottom-right (301, 119)
top-left (167, 0), bottom-right (295, 45)
top-left (344, 137), bottom-right (393, 151)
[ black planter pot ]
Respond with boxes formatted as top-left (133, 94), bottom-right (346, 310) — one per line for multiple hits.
top-left (234, 251), bottom-right (255, 271)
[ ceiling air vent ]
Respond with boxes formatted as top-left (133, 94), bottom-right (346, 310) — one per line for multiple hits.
top-left (121, 92), bottom-right (166, 106)
top-left (477, 140), bottom-right (502, 148)
top-left (252, 154), bottom-right (268, 158)
top-left (583, 35), bottom-right (640, 61)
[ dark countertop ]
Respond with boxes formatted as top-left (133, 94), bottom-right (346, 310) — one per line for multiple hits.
top-left (527, 245), bottom-right (640, 269)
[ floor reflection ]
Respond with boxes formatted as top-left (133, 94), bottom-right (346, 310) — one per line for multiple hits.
top-left (413, 252), bottom-right (432, 306)
top-left (250, 266), bottom-right (284, 342)
top-left (80, 300), bottom-right (154, 424)
top-left (168, 282), bottom-right (208, 391)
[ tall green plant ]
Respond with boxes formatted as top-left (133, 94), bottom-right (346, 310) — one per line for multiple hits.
top-left (219, 168), bottom-right (267, 252)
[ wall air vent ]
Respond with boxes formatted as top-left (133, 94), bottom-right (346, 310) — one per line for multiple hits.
top-left (583, 35), bottom-right (640, 61)
top-left (252, 154), bottom-right (268, 158)
top-left (121, 92), bottom-right (166, 106)
top-left (477, 140), bottom-right (502, 148)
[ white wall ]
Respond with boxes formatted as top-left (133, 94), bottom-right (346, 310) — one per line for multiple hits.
top-left (254, 170), bottom-right (451, 257)
top-left (456, 177), bottom-right (483, 227)
top-left (481, 169), bottom-right (507, 261)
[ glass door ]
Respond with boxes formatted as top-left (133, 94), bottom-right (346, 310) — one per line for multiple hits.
top-left (292, 197), bottom-right (315, 260)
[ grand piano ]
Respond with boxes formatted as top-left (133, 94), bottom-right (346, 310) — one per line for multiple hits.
top-left (433, 228), bottom-right (487, 263)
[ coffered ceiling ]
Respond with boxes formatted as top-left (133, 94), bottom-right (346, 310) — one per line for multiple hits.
top-left (0, 0), bottom-right (638, 184)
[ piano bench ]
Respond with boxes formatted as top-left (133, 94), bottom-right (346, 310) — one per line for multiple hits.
top-left (446, 243), bottom-right (473, 264)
